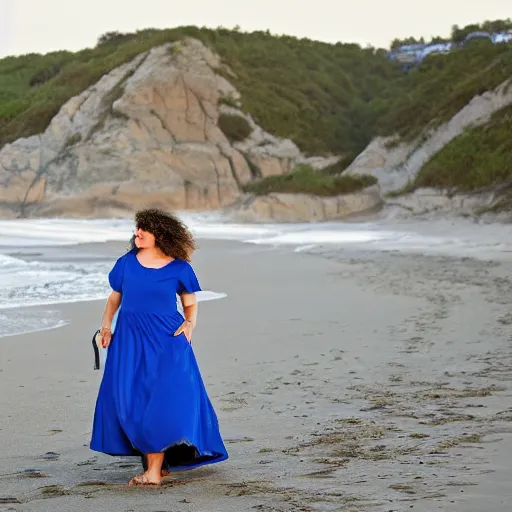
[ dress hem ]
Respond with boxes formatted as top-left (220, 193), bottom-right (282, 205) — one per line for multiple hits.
top-left (89, 445), bottom-right (228, 471)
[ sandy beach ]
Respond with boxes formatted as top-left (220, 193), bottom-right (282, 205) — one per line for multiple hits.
top-left (1, 238), bottom-right (512, 511)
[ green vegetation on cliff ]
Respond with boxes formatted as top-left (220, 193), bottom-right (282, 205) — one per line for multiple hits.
top-left (218, 113), bottom-right (252, 142)
top-left (242, 165), bottom-right (377, 196)
top-left (0, 26), bottom-right (398, 156)
top-left (411, 104), bottom-right (512, 192)
top-left (375, 39), bottom-right (512, 142)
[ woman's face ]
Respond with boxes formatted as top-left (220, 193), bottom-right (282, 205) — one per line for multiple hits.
top-left (134, 228), bottom-right (156, 249)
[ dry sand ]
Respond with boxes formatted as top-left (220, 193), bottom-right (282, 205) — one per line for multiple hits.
top-left (1, 239), bottom-right (511, 511)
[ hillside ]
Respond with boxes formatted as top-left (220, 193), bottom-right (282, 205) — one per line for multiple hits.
top-left (1, 22), bottom-right (512, 220)
top-left (375, 39), bottom-right (512, 143)
top-left (413, 104), bottom-right (512, 193)
top-left (0, 26), bottom-right (399, 159)
top-left (2, 25), bottom-right (511, 160)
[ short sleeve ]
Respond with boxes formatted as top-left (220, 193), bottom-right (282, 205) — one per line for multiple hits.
top-left (177, 262), bottom-right (202, 294)
top-left (108, 253), bottom-right (128, 292)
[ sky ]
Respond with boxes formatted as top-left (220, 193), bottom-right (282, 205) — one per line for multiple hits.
top-left (0, 0), bottom-right (510, 58)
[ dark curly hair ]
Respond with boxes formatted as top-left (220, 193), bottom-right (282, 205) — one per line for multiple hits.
top-left (129, 209), bottom-right (196, 262)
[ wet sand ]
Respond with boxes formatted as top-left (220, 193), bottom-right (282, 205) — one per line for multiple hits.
top-left (1, 239), bottom-right (511, 511)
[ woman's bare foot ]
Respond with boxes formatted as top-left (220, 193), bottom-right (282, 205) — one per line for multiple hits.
top-left (133, 452), bottom-right (165, 486)
top-left (128, 472), bottom-right (161, 486)
top-left (161, 469), bottom-right (170, 477)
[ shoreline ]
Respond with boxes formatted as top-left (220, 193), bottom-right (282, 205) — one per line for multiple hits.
top-left (1, 239), bottom-right (512, 511)
top-left (0, 241), bottom-right (232, 338)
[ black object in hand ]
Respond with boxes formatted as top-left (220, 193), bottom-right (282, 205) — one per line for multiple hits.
top-left (92, 329), bottom-right (101, 370)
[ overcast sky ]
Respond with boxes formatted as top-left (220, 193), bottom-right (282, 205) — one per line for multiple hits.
top-left (0, 0), bottom-right (510, 58)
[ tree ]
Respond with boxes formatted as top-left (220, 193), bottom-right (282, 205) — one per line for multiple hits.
top-left (481, 18), bottom-right (512, 33)
top-left (451, 24), bottom-right (464, 42)
top-left (430, 36), bottom-right (449, 44)
top-left (97, 31), bottom-right (132, 46)
top-left (452, 23), bottom-right (488, 43)
top-left (390, 36), bottom-right (425, 50)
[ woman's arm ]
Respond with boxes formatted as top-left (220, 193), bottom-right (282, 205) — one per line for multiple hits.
top-left (180, 293), bottom-right (198, 327)
top-left (100, 291), bottom-right (122, 347)
top-left (174, 293), bottom-right (198, 341)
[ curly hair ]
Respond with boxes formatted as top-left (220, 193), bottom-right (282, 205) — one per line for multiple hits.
top-left (129, 209), bottom-right (197, 262)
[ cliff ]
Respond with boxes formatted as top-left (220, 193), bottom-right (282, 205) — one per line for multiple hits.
top-left (0, 39), bottom-right (340, 218)
top-left (347, 78), bottom-right (512, 218)
top-left (1, 25), bottom-right (512, 221)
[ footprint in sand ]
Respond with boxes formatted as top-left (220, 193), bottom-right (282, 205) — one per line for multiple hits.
top-left (77, 457), bottom-right (98, 466)
top-left (19, 469), bottom-right (47, 479)
top-left (35, 485), bottom-right (69, 498)
top-left (219, 394), bottom-right (250, 412)
top-left (46, 429), bottom-right (62, 436)
top-left (330, 348), bottom-right (345, 361)
top-left (116, 463), bottom-right (139, 469)
top-left (225, 436), bottom-right (255, 444)
top-left (38, 452), bottom-right (60, 461)
top-left (261, 386), bottom-right (279, 395)
top-left (0, 496), bottom-right (20, 504)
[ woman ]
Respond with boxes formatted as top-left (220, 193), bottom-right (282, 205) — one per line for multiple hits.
top-left (90, 209), bottom-right (228, 486)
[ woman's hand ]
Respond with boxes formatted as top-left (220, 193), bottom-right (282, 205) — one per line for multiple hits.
top-left (100, 327), bottom-right (112, 348)
top-left (174, 320), bottom-right (193, 343)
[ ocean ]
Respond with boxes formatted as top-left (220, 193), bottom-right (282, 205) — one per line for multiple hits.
top-left (1, 213), bottom-right (512, 337)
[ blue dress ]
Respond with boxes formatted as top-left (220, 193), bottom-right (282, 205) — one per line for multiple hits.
top-left (90, 249), bottom-right (228, 470)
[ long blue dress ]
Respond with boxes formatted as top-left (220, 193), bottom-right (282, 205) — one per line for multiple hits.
top-left (90, 249), bottom-right (228, 470)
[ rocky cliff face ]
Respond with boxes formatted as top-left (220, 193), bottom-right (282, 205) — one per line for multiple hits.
top-left (0, 39), bottom-right (338, 219)
top-left (230, 186), bottom-right (382, 223)
top-left (345, 79), bottom-right (512, 217)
